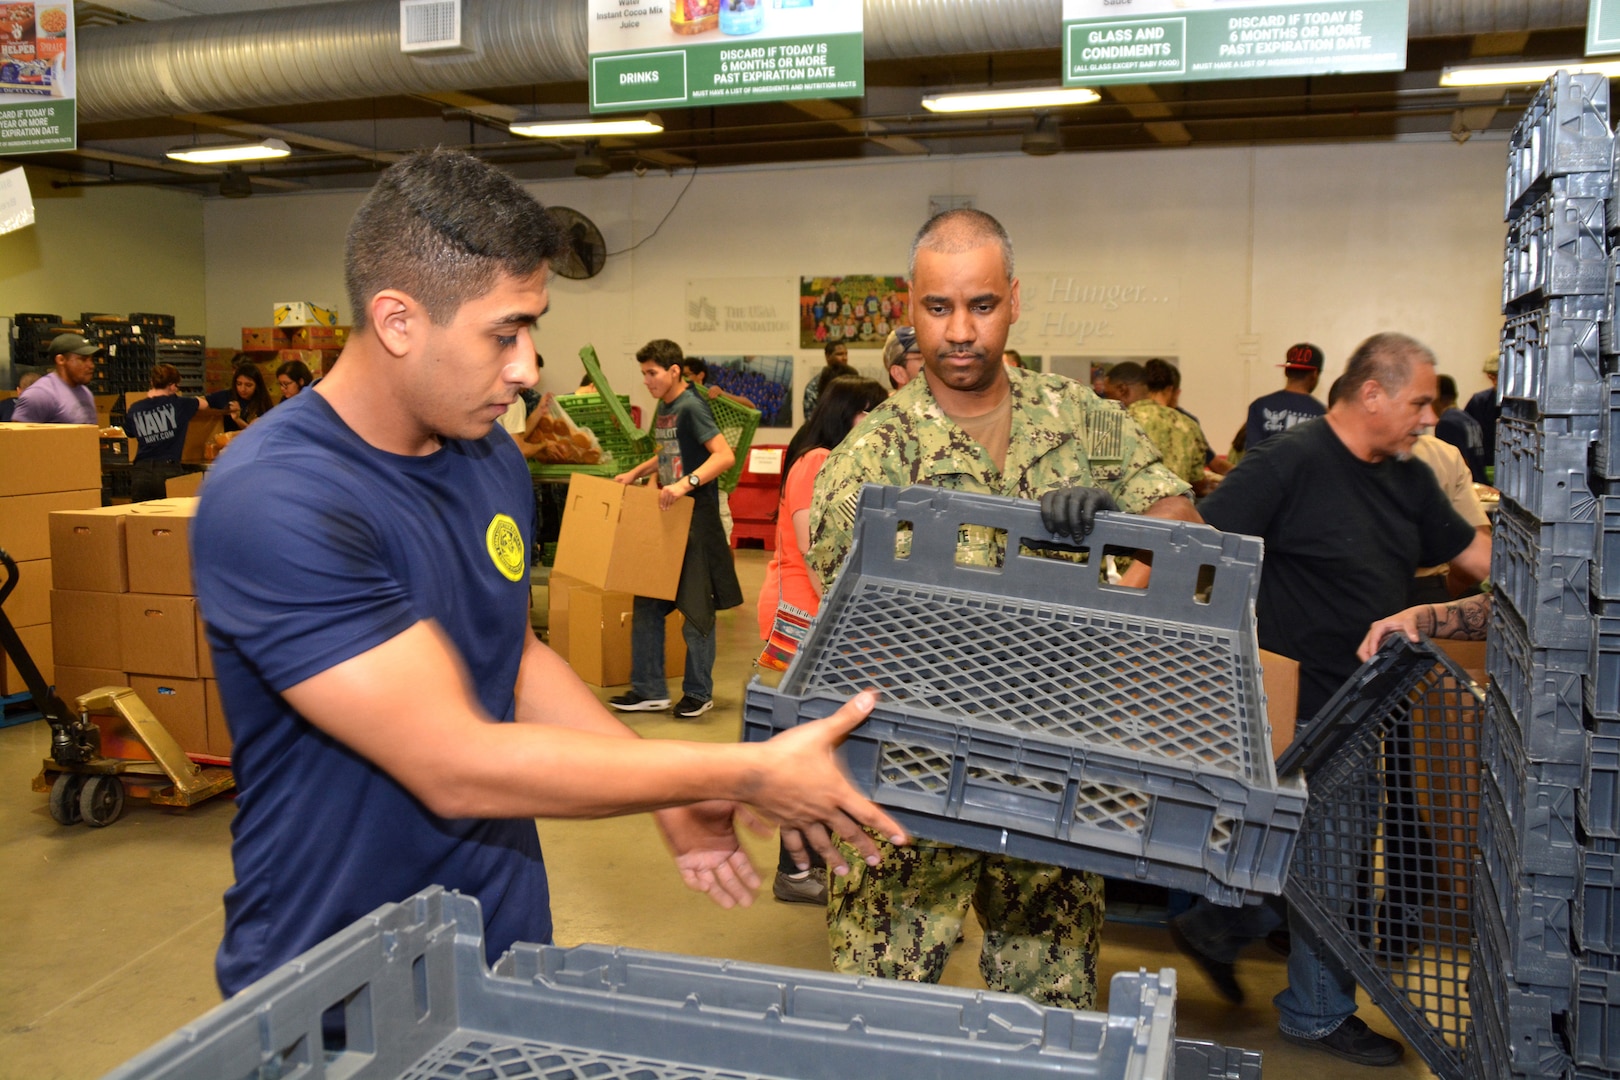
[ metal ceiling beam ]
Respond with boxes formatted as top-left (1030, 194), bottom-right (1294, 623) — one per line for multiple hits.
top-left (1106, 85), bottom-right (1192, 146)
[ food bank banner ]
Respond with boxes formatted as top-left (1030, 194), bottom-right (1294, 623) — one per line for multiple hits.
top-left (1062, 0), bottom-right (1407, 85)
top-left (0, 2), bottom-right (74, 153)
top-left (589, 0), bottom-right (862, 113)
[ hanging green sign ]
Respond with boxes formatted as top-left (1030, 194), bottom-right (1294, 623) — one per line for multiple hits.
top-left (1062, 0), bottom-right (1408, 85)
top-left (589, 0), bottom-right (862, 113)
top-left (0, 2), bottom-right (76, 155)
top-left (1590, 0), bottom-right (1620, 56)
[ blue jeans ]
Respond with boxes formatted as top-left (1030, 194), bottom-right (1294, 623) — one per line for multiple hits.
top-left (1273, 904), bottom-right (1359, 1037)
top-left (630, 596), bottom-right (715, 702)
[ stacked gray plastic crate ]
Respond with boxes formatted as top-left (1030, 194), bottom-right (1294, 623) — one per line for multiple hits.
top-left (1476, 69), bottom-right (1620, 1080)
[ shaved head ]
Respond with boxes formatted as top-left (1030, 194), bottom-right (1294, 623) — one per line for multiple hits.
top-left (909, 208), bottom-right (1015, 283)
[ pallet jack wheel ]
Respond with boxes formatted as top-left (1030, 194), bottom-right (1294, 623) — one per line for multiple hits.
top-left (79, 775), bottom-right (125, 828)
top-left (48, 773), bottom-right (85, 826)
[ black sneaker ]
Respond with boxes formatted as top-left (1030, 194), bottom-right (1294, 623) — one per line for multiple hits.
top-left (1280, 1016), bottom-right (1405, 1067)
top-left (609, 691), bottom-right (671, 712)
top-left (1168, 918), bottom-right (1245, 1004)
top-left (673, 696), bottom-right (714, 719)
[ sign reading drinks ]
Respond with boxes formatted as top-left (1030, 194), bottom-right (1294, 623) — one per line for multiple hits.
top-left (0, 2), bottom-right (75, 154)
top-left (588, 0), bottom-right (862, 112)
top-left (1061, 0), bottom-right (1407, 85)
top-left (1591, 0), bottom-right (1620, 56)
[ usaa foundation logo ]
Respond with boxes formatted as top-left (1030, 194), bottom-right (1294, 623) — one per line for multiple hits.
top-left (485, 513), bottom-right (526, 582)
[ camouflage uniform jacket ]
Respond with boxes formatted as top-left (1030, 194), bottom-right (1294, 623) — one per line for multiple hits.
top-left (1127, 400), bottom-right (1209, 488)
top-left (810, 368), bottom-right (1190, 586)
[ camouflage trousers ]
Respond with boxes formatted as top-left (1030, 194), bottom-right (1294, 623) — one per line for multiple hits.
top-left (827, 837), bottom-right (1105, 1009)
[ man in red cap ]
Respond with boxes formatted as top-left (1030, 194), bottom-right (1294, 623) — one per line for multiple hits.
top-left (1243, 342), bottom-right (1326, 452)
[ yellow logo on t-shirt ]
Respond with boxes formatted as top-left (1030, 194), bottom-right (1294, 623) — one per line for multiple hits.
top-left (485, 513), bottom-right (526, 582)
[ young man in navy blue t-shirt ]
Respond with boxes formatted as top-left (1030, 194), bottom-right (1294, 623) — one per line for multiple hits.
top-left (191, 149), bottom-right (904, 998)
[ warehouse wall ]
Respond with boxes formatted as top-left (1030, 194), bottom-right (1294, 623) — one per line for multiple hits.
top-left (201, 137), bottom-right (1507, 443)
top-left (2, 176), bottom-right (207, 343)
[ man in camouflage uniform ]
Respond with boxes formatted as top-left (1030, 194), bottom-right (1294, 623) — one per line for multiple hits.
top-left (1129, 359), bottom-right (1213, 493)
top-left (808, 209), bottom-right (1197, 1008)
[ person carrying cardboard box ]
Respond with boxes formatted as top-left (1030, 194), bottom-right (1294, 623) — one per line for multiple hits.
top-left (607, 340), bottom-right (743, 720)
top-left (191, 149), bottom-right (905, 999)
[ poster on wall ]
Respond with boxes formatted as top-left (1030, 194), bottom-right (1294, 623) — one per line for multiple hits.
top-left (0, 3), bottom-right (75, 155)
top-left (1014, 272), bottom-right (1181, 356)
top-left (685, 277), bottom-right (797, 353)
top-left (588, 0), bottom-right (863, 114)
top-left (1591, 0), bottom-right (1620, 55)
top-left (693, 354), bottom-right (794, 428)
top-left (1061, 0), bottom-right (1408, 85)
top-left (800, 275), bottom-right (909, 350)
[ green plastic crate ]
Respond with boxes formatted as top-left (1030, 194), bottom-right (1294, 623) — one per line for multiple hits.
top-left (530, 346), bottom-right (654, 481)
top-left (707, 393), bottom-right (760, 494)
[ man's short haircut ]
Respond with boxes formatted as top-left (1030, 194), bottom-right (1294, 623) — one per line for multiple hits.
top-left (1003, 349), bottom-right (1023, 367)
top-left (344, 148), bottom-right (566, 332)
top-left (823, 340), bottom-right (845, 359)
top-left (909, 208), bottom-right (1015, 283)
top-left (682, 356), bottom-right (708, 379)
top-left (149, 363), bottom-right (180, 390)
top-left (1436, 374), bottom-right (1458, 403)
top-left (1143, 358), bottom-right (1180, 393)
top-left (1327, 332), bottom-right (1436, 406)
top-left (637, 339), bottom-right (684, 370)
top-left (1106, 361), bottom-right (1147, 388)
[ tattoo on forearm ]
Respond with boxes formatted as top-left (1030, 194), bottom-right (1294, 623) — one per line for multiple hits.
top-left (1432, 594), bottom-right (1490, 641)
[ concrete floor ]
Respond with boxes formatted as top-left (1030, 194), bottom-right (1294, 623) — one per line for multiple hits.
top-left (0, 548), bottom-right (1437, 1078)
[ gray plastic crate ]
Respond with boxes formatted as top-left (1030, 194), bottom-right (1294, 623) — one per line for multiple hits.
top-left (742, 484), bottom-right (1304, 907)
top-left (1487, 592), bottom-right (1591, 762)
top-left (1479, 677), bottom-right (1583, 879)
top-left (1505, 71), bottom-right (1613, 218)
top-left (1577, 838), bottom-right (1620, 956)
top-left (1493, 410), bottom-right (1600, 524)
top-left (1173, 1039), bottom-right (1263, 1079)
top-left (1502, 189), bottom-right (1610, 311)
top-left (104, 885), bottom-right (1238, 1080)
top-left (1489, 501), bottom-right (1596, 650)
top-left (1470, 866), bottom-right (1577, 1077)
top-left (1572, 963), bottom-right (1620, 1072)
top-left (1597, 377), bottom-right (1620, 480)
top-left (1596, 496), bottom-right (1620, 601)
top-left (1501, 295), bottom-right (1609, 416)
top-left (1473, 839), bottom-right (1577, 1000)
top-left (1276, 638), bottom-right (1481, 1080)
top-left (1588, 609), bottom-right (1620, 722)
top-left (1584, 723), bottom-right (1620, 839)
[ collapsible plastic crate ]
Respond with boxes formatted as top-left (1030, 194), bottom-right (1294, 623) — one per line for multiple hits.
top-left (706, 393), bottom-right (760, 494)
top-left (1277, 637), bottom-right (1482, 1080)
top-left (1588, 609), bottom-right (1620, 722)
top-left (1599, 377), bottom-right (1620, 480)
top-left (1473, 829), bottom-right (1577, 995)
top-left (1489, 501), bottom-right (1595, 650)
top-left (1501, 295), bottom-right (1609, 416)
top-left (743, 484), bottom-right (1304, 906)
top-left (1584, 723), bottom-right (1620, 838)
top-left (1502, 189), bottom-right (1610, 312)
top-left (1479, 676), bottom-right (1583, 877)
top-left (1489, 589), bottom-right (1592, 762)
top-left (1493, 409), bottom-right (1600, 524)
top-left (103, 885), bottom-right (1250, 1080)
top-left (1595, 496), bottom-right (1620, 602)
top-left (1571, 963), bottom-right (1620, 1072)
top-left (1505, 71), bottom-right (1613, 218)
top-left (1470, 865), bottom-right (1576, 1076)
top-left (1576, 837), bottom-right (1620, 956)
top-left (535, 346), bottom-right (655, 482)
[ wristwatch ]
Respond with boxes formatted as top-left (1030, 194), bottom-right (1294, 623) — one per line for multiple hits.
top-left (687, 473), bottom-right (702, 489)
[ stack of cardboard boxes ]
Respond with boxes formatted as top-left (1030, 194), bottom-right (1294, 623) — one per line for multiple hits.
top-left (49, 498), bottom-right (231, 760)
top-left (0, 425), bottom-right (102, 696)
top-left (549, 475), bottom-right (690, 687)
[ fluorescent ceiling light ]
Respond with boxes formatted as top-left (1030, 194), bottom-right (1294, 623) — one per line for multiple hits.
top-left (509, 115), bottom-right (664, 138)
top-left (921, 87), bottom-right (1101, 113)
top-left (165, 138), bottom-right (291, 164)
top-left (1440, 60), bottom-right (1620, 87)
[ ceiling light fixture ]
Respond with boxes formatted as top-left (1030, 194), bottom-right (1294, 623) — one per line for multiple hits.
top-left (921, 86), bottom-right (1100, 114)
top-left (1022, 115), bottom-right (1062, 156)
top-left (510, 115), bottom-right (664, 138)
top-left (165, 137), bottom-right (291, 164)
top-left (1439, 60), bottom-right (1620, 87)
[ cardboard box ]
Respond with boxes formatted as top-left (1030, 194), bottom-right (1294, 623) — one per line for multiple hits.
top-left (1, 623), bottom-right (51, 696)
top-left (127, 675), bottom-right (208, 757)
top-left (5, 558), bottom-right (51, 628)
top-left (94, 395), bottom-right (121, 429)
top-left (241, 327), bottom-right (283, 351)
top-left (165, 470), bottom-right (205, 499)
top-left (118, 593), bottom-right (199, 679)
top-left (100, 434), bottom-right (134, 464)
top-left (549, 577), bottom-right (684, 687)
top-left (52, 589), bottom-right (123, 669)
top-left (0, 489), bottom-right (100, 562)
top-left (273, 301), bottom-right (338, 328)
top-left (0, 424), bottom-right (101, 497)
top-left (203, 678), bottom-right (232, 758)
top-left (124, 498), bottom-right (198, 595)
top-left (54, 666), bottom-right (127, 710)
top-left (49, 504), bottom-right (131, 592)
top-left (1259, 649), bottom-right (1298, 760)
top-left (553, 474), bottom-right (692, 601)
top-left (547, 573), bottom-right (578, 658)
top-left (197, 609), bottom-right (214, 679)
top-left (1437, 639), bottom-right (1487, 686)
top-left (181, 411), bottom-right (225, 466)
top-left (286, 325), bottom-right (348, 350)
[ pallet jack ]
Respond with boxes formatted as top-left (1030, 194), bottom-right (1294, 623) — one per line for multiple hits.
top-left (0, 549), bottom-right (233, 827)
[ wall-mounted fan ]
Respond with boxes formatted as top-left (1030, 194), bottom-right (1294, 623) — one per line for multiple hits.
top-left (550, 207), bottom-right (607, 280)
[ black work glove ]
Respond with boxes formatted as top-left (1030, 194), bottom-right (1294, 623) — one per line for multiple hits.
top-left (1039, 486), bottom-right (1119, 539)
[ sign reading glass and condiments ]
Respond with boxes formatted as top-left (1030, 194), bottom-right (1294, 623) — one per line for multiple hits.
top-left (1061, 0), bottom-right (1408, 85)
top-left (0, 2), bottom-right (74, 154)
top-left (588, 0), bottom-right (862, 112)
